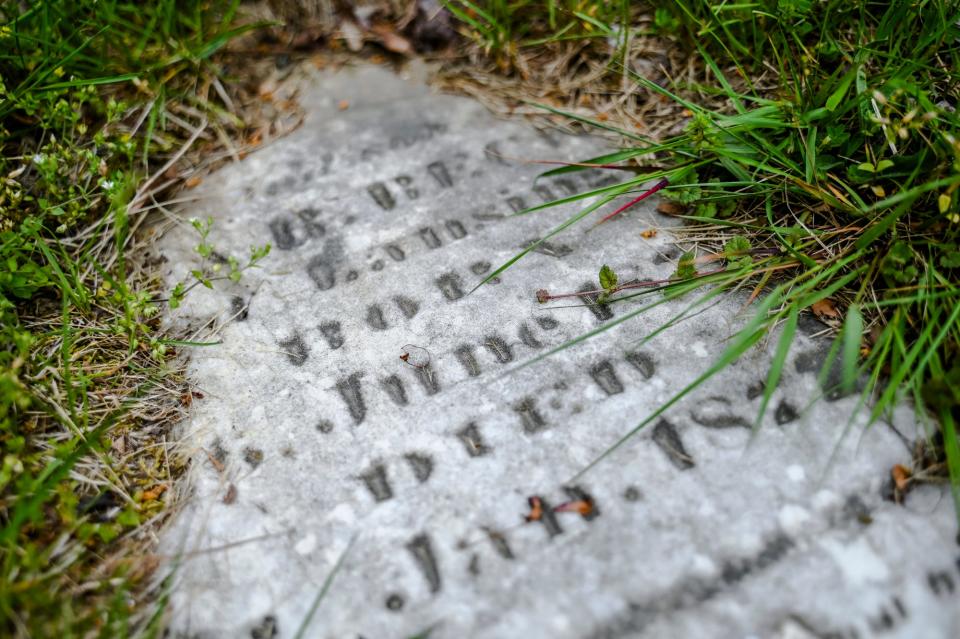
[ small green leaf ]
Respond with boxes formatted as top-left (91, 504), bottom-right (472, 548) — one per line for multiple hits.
top-left (675, 251), bottom-right (698, 279)
top-left (599, 264), bottom-right (618, 291)
top-left (875, 159), bottom-right (894, 172)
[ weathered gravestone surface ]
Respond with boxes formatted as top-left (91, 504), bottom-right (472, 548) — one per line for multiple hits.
top-left (157, 64), bottom-right (960, 639)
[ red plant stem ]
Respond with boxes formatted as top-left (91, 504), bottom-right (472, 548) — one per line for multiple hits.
top-left (539, 267), bottom-right (727, 302)
top-left (593, 178), bottom-right (670, 227)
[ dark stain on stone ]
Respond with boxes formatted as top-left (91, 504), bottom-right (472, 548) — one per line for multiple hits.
top-left (623, 486), bottom-right (643, 502)
top-left (336, 373), bottom-right (366, 424)
top-left (345, 269), bottom-right (359, 282)
top-left (407, 533), bottom-right (442, 593)
top-left (279, 334), bottom-right (308, 366)
top-left (243, 447), bottom-right (264, 469)
top-left (395, 175), bottom-right (419, 199)
top-left (370, 259), bottom-right (384, 272)
top-left (652, 419), bottom-right (695, 469)
top-left (625, 351), bottom-right (655, 379)
top-left (746, 380), bottom-right (765, 400)
top-left (404, 452), bottom-right (434, 483)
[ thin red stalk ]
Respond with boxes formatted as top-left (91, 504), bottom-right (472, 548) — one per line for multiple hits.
top-left (592, 178), bottom-right (670, 227)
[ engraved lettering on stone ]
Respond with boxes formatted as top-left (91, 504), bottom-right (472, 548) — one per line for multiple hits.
top-left (386, 244), bottom-right (405, 261)
top-left (533, 184), bottom-right (555, 203)
top-left (625, 351), bottom-right (655, 379)
top-left (563, 486), bottom-right (600, 521)
top-left (691, 396), bottom-right (750, 429)
top-left (523, 238), bottom-right (573, 258)
top-left (395, 175), bottom-right (419, 199)
top-left (419, 226), bottom-right (442, 249)
top-left (381, 375), bottom-right (408, 406)
top-left (518, 323), bottom-right (543, 349)
top-left (393, 295), bottom-right (420, 319)
top-left (306, 254), bottom-right (336, 290)
top-left (436, 273), bottom-right (465, 301)
top-left (404, 452), bottom-right (434, 483)
top-left (457, 422), bottom-right (490, 457)
top-left (506, 196), bottom-right (526, 213)
top-left (427, 161), bottom-right (453, 188)
top-left (775, 401), bottom-right (798, 425)
top-left (365, 304), bottom-right (388, 331)
top-left (320, 321), bottom-right (344, 350)
top-left (407, 533), bottom-right (442, 594)
top-left (514, 398), bottom-right (547, 434)
top-left (336, 373), bottom-right (366, 424)
top-left (359, 463), bottom-right (393, 502)
top-left (367, 182), bottom-right (396, 210)
top-left (268, 216), bottom-right (305, 250)
top-left (279, 334), bottom-right (308, 366)
top-left (484, 335), bottom-right (513, 364)
top-left (484, 527), bottom-right (514, 559)
top-left (578, 282), bottom-right (613, 321)
top-left (445, 219), bottom-right (467, 239)
top-left (535, 316), bottom-right (560, 331)
top-left (590, 360), bottom-right (624, 396)
top-left (652, 419), bottom-right (695, 469)
top-left (455, 344), bottom-right (480, 377)
top-left (415, 365), bottom-right (441, 395)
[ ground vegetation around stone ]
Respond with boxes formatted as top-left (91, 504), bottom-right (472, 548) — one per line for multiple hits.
top-left (1, 0), bottom-right (958, 636)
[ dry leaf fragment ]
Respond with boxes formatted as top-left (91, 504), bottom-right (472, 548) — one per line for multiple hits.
top-left (811, 298), bottom-right (842, 321)
top-left (656, 201), bottom-right (686, 216)
top-left (369, 24), bottom-right (413, 55)
top-left (184, 176), bottom-right (202, 189)
top-left (892, 464), bottom-right (911, 492)
top-left (338, 100), bottom-right (350, 111)
top-left (223, 483), bottom-right (238, 505)
top-left (523, 496), bottom-right (544, 522)
top-left (142, 484), bottom-right (167, 501)
top-left (641, 229), bottom-right (658, 239)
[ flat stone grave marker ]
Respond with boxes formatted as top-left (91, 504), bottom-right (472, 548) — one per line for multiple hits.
top-left (157, 64), bottom-right (959, 639)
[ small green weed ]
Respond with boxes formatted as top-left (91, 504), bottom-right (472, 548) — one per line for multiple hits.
top-left (0, 0), bottom-right (264, 635)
